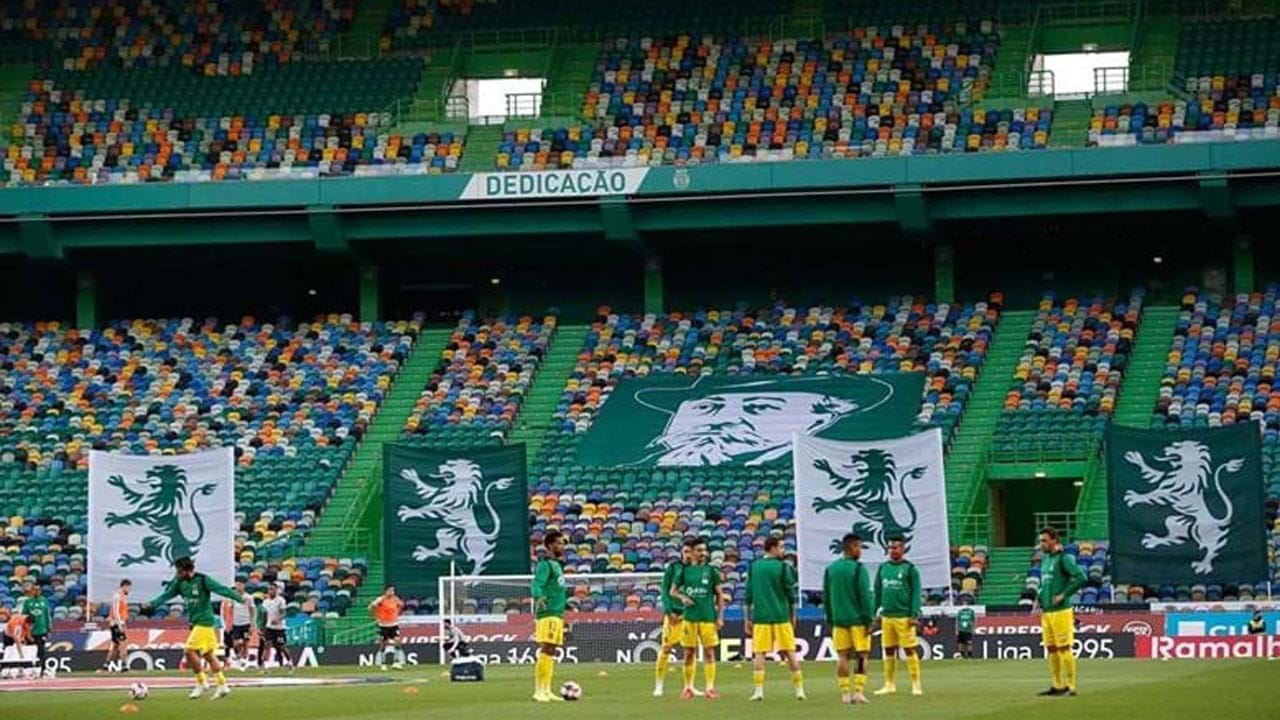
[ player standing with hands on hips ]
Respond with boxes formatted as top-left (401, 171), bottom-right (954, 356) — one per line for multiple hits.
top-left (874, 536), bottom-right (923, 696)
top-left (1036, 527), bottom-right (1086, 697)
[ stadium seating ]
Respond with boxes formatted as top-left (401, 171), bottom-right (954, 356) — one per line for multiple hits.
top-left (1018, 540), bottom-right (1112, 606)
top-left (0, 0), bottom-right (356, 68)
top-left (0, 315), bottom-right (419, 618)
top-left (1088, 18), bottom-right (1280, 147)
top-left (402, 312), bottom-right (555, 445)
top-left (498, 25), bottom-right (1051, 170)
top-left (993, 292), bottom-right (1141, 459)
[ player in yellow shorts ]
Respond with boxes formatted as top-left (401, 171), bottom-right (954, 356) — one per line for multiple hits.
top-left (671, 538), bottom-right (724, 700)
top-left (143, 556), bottom-right (245, 700)
top-left (530, 530), bottom-right (568, 702)
top-left (745, 537), bottom-right (805, 702)
top-left (1035, 526), bottom-right (1086, 697)
top-left (826, 533), bottom-right (875, 705)
top-left (654, 541), bottom-right (698, 697)
top-left (874, 537), bottom-right (923, 696)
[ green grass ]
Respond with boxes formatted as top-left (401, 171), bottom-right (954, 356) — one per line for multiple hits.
top-left (10, 659), bottom-right (1276, 720)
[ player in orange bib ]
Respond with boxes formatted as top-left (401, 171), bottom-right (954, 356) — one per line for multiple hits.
top-left (368, 584), bottom-right (405, 670)
top-left (101, 579), bottom-right (131, 673)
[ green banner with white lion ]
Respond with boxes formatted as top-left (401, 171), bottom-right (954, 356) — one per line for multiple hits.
top-left (1106, 423), bottom-right (1268, 584)
top-left (575, 374), bottom-right (924, 468)
top-left (383, 443), bottom-right (530, 599)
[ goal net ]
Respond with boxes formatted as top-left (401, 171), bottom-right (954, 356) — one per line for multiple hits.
top-left (437, 572), bottom-right (664, 666)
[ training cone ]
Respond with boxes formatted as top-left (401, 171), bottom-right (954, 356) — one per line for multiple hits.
top-left (734, 663), bottom-right (744, 670)
top-left (597, 670), bottom-right (608, 678)
top-left (120, 703), bottom-right (139, 714)
top-left (403, 686), bottom-right (420, 695)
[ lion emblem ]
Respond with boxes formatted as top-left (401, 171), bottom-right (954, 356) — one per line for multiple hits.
top-left (104, 465), bottom-right (217, 567)
top-left (811, 449), bottom-right (925, 554)
top-left (396, 459), bottom-right (513, 573)
top-left (1122, 440), bottom-right (1241, 575)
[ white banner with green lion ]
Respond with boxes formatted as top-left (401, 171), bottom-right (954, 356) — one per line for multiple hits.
top-left (87, 448), bottom-right (235, 603)
top-left (793, 430), bottom-right (950, 591)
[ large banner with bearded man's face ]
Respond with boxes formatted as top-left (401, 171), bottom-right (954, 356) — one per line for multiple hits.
top-left (574, 374), bottom-right (925, 468)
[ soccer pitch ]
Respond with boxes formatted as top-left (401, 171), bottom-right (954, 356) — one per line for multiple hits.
top-left (6, 659), bottom-right (1275, 720)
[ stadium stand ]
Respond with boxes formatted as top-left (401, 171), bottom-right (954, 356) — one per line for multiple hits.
top-left (993, 291), bottom-right (1142, 460)
top-left (0, 315), bottom-right (419, 619)
top-left (402, 312), bottom-right (556, 447)
top-left (498, 23), bottom-right (1052, 170)
top-left (1088, 17), bottom-right (1280, 147)
top-left (1019, 540), bottom-right (1111, 607)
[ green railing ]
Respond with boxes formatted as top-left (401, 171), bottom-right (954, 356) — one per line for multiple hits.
top-left (1033, 510), bottom-right (1109, 541)
top-left (259, 527), bottom-right (374, 558)
top-left (988, 433), bottom-right (1100, 464)
top-left (951, 513), bottom-right (994, 546)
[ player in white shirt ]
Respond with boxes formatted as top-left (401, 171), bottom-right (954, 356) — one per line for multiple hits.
top-left (220, 581), bottom-right (256, 671)
top-left (257, 583), bottom-right (292, 673)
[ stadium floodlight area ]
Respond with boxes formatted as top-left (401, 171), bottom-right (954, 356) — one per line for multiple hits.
top-left (438, 573), bottom-right (663, 665)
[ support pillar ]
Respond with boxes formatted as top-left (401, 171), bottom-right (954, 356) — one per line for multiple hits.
top-left (1234, 234), bottom-right (1254, 295)
top-left (75, 270), bottom-right (98, 329)
top-left (358, 265), bottom-right (380, 323)
top-left (644, 251), bottom-right (663, 315)
top-left (934, 240), bottom-right (955, 304)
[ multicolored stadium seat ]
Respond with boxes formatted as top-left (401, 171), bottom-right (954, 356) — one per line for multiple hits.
top-left (402, 312), bottom-right (555, 446)
top-left (1018, 540), bottom-right (1111, 607)
top-left (0, 315), bottom-right (418, 618)
top-left (498, 24), bottom-right (1050, 170)
top-left (1088, 18), bottom-right (1280, 147)
top-left (994, 292), bottom-right (1142, 459)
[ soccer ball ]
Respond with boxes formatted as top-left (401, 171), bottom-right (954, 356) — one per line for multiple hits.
top-left (129, 682), bottom-right (149, 700)
top-left (559, 681), bottom-right (582, 701)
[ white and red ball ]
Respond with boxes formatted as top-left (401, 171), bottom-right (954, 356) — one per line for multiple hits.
top-left (129, 682), bottom-right (149, 700)
top-left (560, 681), bottom-right (582, 701)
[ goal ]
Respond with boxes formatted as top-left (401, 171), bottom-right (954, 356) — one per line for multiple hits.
top-left (437, 572), bottom-right (664, 666)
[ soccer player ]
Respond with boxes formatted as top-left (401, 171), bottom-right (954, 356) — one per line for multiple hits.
top-left (874, 536), bottom-right (923, 696)
top-left (16, 585), bottom-right (51, 677)
top-left (368, 584), bottom-right (406, 671)
top-left (102, 579), bottom-right (131, 673)
top-left (670, 537), bottom-right (724, 701)
top-left (531, 529), bottom-right (568, 703)
top-left (746, 536), bottom-right (805, 702)
top-left (824, 532), bottom-right (874, 705)
top-left (653, 539), bottom-right (696, 697)
top-left (143, 556), bottom-right (245, 700)
top-left (956, 606), bottom-right (976, 659)
top-left (220, 580), bottom-right (254, 671)
top-left (1036, 526), bottom-right (1086, 697)
top-left (259, 583), bottom-right (292, 673)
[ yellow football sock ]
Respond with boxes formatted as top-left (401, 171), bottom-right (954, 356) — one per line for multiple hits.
top-left (535, 654), bottom-right (553, 693)
top-left (704, 661), bottom-right (717, 690)
top-left (752, 670), bottom-right (765, 689)
top-left (838, 676), bottom-right (851, 693)
top-left (1062, 651), bottom-right (1077, 690)
top-left (214, 671), bottom-right (226, 687)
top-left (906, 654), bottom-right (921, 684)
top-left (854, 673), bottom-right (868, 693)
top-left (682, 660), bottom-right (696, 689)
top-left (1048, 651), bottom-right (1063, 689)
top-left (791, 669), bottom-right (804, 689)
top-left (883, 655), bottom-right (897, 686)
top-left (195, 672), bottom-right (207, 687)
top-left (656, 652), bottom-right (670, 682)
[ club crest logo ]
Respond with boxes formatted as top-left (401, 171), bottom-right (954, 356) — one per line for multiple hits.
top-left (396, 459), bottom-right (514, 573)
top-left (810, 449), bottom-right (924, 555)
top-left (104, 465), bottom-right (216, 567)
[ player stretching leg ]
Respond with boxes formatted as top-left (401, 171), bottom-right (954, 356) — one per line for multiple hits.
top-left (654, 540), bottom-right (699, 697)
top-left (531, 530), bottom-right (568, 703)
top-left (746, 536), bottom-right (805, 702)
top-left (873, 536), bottom-right (923, 697)
top-left (143, 556), bottom-right (245, 700)
top-left (825, 533), bottom-right (874, 705)
top-left (671, 537), bottom-right (724, 701)
top-left (1036, 526), bottom-right (1086, 697)
top-left (368, 584), bottom-right (405, 670)
top-left (102, 579), bottom-right (131, 673)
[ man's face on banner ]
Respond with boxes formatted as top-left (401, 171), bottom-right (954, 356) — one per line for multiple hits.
top-left (649, 392), bottom-right (857, 466)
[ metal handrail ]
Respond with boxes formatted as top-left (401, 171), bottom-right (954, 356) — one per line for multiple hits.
top-left (1033, 510), bottom-right (1108, 541)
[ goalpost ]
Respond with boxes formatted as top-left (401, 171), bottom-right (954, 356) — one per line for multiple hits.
top-left (437, 572), bottom-right (664, 666)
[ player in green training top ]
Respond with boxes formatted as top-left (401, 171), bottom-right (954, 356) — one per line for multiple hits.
top-left (874, 536), bottom-right (923, 697)
top-left (143, 556), bottom-right (245, 700)
top-left (1036, 526), bottom-right (1087, 697)
top-left (745, 536), bottom-right (806, 702)
top-left (956, 606), bottom-right (976, 659)
top-left (670, 537), bottom-right (724, 700)
top-left (531, 529), bottom-right (568, 703)
top-left (653, 539), bottom-right (698, 697)
top-left (16, 584), bottom-right (52, 675)
top-left (824, 532), bottom-right (874, 705)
